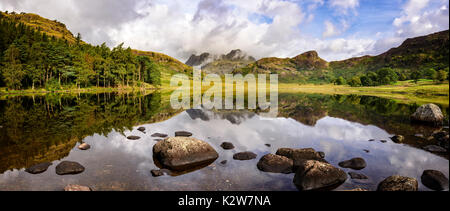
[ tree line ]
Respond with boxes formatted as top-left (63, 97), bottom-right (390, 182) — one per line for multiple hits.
top-left (0, 15), bottom-right (161, 90)
top-left (333, 67), bottom-right (448, 87)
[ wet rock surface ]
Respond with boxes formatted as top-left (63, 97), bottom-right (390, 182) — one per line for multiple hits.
top-left (338, 158), bottom-right (366, 170)
top-left (348, 172), bottom-right (368, 180)
top-left (276, 148), bottom-right (327, 169)
top-left (55, 161), bottom-right (85, 175)
top-left (151, 133), bottom-right (168, 138)
top-left (233, 151), bottom-right (257, 160)
top-left (377, 175), bottom-right (418, 191)
top-left (220, 142), bottom-right (235, 150)
top-left (175, 131), bottom-right (193, 137)
top-left (421, 170), bottom-right (449, 191)
top-left (78, 143), bottom-right (90, 150)
top-left (127, 135), bottom-right (141, 140)
top-left (153, 137), bottom-right (218, 171)
top-left (64, 184), bottom-right (91, 191)
top-left (137, 127), bottom-right (146, 133)
top-left (293, 160), bottom-right (347, 191)
top-left (25, 162), bottom-right (52, 174)
top-left (411, 103), bottom-right (444, 125)
top-left (256, 154), bottom-right (294, 174)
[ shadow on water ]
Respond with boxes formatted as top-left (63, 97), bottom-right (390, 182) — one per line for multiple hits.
top-left (0, 92), bottom-right (448, 190)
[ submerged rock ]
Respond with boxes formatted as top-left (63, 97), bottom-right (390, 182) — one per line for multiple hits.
top-left (25, 162), bottom-right (52, 174)
top-left (421, 170), bottom-right (449, 191)
top-left (380, 140), bottom-right (387, 143)
top-left (233, 152), bottom-right (257, 160)
top-left (338, 158), bottom-right (366, 170)
top-left (220, 142), bottom-right (235, 150)
top-left (377, 175), bottom-right (418, 191)
top-left (318, 151), bottom-right (325, 158)
top-left (78, 143), bottom-right (90, 150)
top-left (55, 161), bottom-right (85, 175)
top-left (423, 145), bottom-right (447, 153)
top-left (411, 103), bottom-right (444, 125)
top-left (257, 154), bottom-right (294, 174)
top-left (153, 137), bottom-right (218, 171)
top-left (151, 133), bottom-right (168, 138)
top-left (433, 131), bottom-right (449, 150)
top-left (265, 144), bottom-right (271, 147)
top-left (220, 160), bottom-right (227, 165)
top-left (175, 131), bottom-right (193, 137)
top-left (137, 127), bottom-right (146, 132)
top-left (276, 148), bottom-right (327, 170)
top-left (127, 135), bottom-right (141, 140)
top-left (348, 172), bottom-right (368, 180)
top-left (391, 135), bottom-right (404, 143)
top-left (293, 160), bottom-right (347, 191)
top-left (64, 184), bottom-right (91, 191)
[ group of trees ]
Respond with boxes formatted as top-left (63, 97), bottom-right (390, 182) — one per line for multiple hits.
top-left (333, 67), bottom-right (449, 87)
top-left (0, 15), bottom-right (160, 90)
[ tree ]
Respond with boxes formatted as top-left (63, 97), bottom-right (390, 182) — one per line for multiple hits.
top-left (436, 70), bottom-right (448, 82)
top-left (410, 69), bottom-right (422, 83)
top-left (2, 45), bottom-right (25, 89)
top-left (360, 75), bottom-right (373, 86)
top-left (424, 68), bottom-right (437, 80)
top-left (376, 68), bottom-right (398, 85)
top-left (334, 76), bottom-right (346, 85)
top-left (348, 76), bottom-right (362, 87)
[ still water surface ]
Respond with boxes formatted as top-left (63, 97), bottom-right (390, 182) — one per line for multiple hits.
top-left (0, 93), bottom-right (448, 191)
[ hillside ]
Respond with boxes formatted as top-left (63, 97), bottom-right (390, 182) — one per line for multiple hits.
top-left (0, 11), bottom-right (190, 75)
top-left (235, 30), bottom-right (449, 83)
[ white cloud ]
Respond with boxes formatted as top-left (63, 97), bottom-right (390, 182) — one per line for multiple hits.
top-left (329, 0), bottom-right (360, 14)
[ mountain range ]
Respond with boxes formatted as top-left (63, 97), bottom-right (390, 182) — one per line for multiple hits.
top-left (2, 11), bottom-right (449, 83)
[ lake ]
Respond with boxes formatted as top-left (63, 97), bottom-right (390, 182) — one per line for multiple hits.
top-left (0, 92), bottom-right (448, 191)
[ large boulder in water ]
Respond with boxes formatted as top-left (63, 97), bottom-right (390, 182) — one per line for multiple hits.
top-left (276, 148), bottom-right (327, 170)
top-left (293, 160), bottom-right (347, 191)
top-left (153, 137), bottom-right (218, 171)
top-left (55, 161), bottom-right (85, 175)
top-left (25, 162), bottom-right (52, 174)
top-left (421, 170), bottom-right (449, 191)
top-left (257, 154), bottom-right (294, 174)
top-left (411, 104), bottom-right (444, 125)
top-left (377, 175), bottom-right (418, 191)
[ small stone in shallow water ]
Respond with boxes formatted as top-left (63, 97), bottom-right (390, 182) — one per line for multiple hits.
top-left (380, 140), bottom-right (387, 143)
top-left (220, 142), bottom-right (235, 150)
top-left (421, 170), bottom-right (449, 191)
top-left (423, 145), bottom-right (447, 153)
top-left (265, 144), bottom-right (271, 147)
top-left (220, 160), bottom-right (227, 165)
top-left (137, 127), bottom-right (146, 132)
top-left (175, 131), bottom-right (193, 137)
top-left (363, 149), bottom-right (370, 153)
top-left (127, 135), bottom-right (141, 140)
top-left (55, 161), bottom-right (85, 175)
top-left (338, 158), bottom-right (366, 170)
top-left (78, 143), bottom-right (90, 150)
top-left (368, 139), bottom-right (375, 142)
top-left (64, 184), bottom-right (91, 191)
top-left (293, 160), bottom-right (347, 191)
top-left (151, 133), bottom-right (168, 138)
top-left (25, 162), bottom-right (52, 174)
top-left (391, 135), bottom-right (404, 143)
top-left (377, 175), bottom-right (418, 191)
top-left (348, 172), bottom-right (369, 180)
top-left (151, 169), bottom-right (165, 177)
top-left (233, 152), bottom-right (257, 160)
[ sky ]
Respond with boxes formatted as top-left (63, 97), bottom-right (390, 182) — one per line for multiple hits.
top-left (0, 0), bottom-right (448, 62)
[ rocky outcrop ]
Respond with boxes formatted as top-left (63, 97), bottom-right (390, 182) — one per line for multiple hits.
top-left (421, 170), bottom-right (449, 191)
top-left (153, 137), bottom-right (218, 171)
top-left (293, 160), bottom-right (347, 191)
top-left (25, 162), bottom-right (52, 174)
top-left (377, 175), bottom-right (418, 191)
top-left (55, 161), bottom-right (85, 175)
top-left (411, 104), bottom-right (444, 125)
top-left (338, 158), bottom-right (366, 170)
top-left (185, 53), bottom-right (211, 66)
top-left (256, 154), bottom-right (294, 174)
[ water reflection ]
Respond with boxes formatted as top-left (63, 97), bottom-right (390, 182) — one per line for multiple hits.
top-left (0, 93), bottom-right (448, 191)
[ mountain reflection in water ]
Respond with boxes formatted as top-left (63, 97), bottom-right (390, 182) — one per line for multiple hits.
top-left (0, 92), bottom-right (448, 191)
